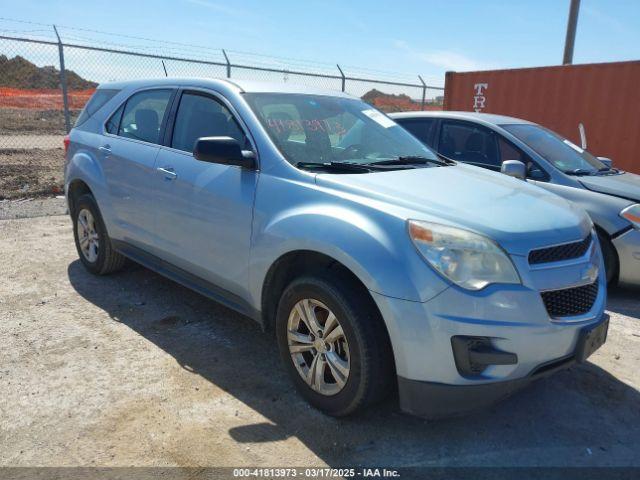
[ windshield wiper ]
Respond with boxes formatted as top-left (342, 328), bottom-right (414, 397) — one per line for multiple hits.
top-left (296, 161), bottom-right (375, 172)
top-left (363, 155), bottom-right (451, 167)
top-left (565, 168), bottom-right (596, 176)
top-left (435, 153), bottom-right (457, 165)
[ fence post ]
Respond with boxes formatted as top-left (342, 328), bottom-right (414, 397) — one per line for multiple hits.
top-left (222, 49), bottom-right (231, 78)
top-left (336, 64), bottom-right (346, 92)
top-left (418, 75), bottom-right (427, 111)
top-left (53, 25), bottom-right (71, 133)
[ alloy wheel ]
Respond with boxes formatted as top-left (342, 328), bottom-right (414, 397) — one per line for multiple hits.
top-left (287, 298), bottom-right (350, 396)
top-left (77, 208), bottom-right (100, 263)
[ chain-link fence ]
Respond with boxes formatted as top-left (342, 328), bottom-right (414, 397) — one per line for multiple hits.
top-left (0, 31), bottom-right (443, 151)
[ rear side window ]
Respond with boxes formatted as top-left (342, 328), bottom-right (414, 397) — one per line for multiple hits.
top-left (397, 118), bottom-right (436, 147)
top-left (171, 92), bottom-right (248, 152)
top-left (118, 89), bottom-right (173, 145)
top-left (74, 89), bottom-right (119, 127)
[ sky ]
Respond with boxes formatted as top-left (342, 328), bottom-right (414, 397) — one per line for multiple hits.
top-left (1, 0), bottom-right (638, 87)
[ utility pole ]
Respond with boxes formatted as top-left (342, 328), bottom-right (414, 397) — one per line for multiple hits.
top-left (562, 0), bottom-right (581, 65)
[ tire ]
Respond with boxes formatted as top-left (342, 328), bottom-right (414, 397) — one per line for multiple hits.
top-left (597, 229), bottom-right (618, 285)
top-left (72, 193), bottom-right (126, 275)
top-left (276, 273), bottom-right (394, 417)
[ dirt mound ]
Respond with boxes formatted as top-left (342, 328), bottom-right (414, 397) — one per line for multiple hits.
top-left (361, 88), bottom-right (443, 113)
top-left (0, 54), bottom-right (97, 90)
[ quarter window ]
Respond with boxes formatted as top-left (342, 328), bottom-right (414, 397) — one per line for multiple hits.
top-left (117, 89), bottom-right (173, 145)
top-left (439, 121), bottom-right (500, 168)
top-left (75, 88), bottom-right (119, 127)
top-left (105, 104), bottom-right (124, 135)
top-left (171, 92), bottom-right (248, 153)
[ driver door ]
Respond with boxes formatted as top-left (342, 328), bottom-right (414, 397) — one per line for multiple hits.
top-left (152, 90), bottom-right (257, 300)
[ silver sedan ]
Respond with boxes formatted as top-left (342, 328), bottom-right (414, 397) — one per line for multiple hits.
top-left (391, 111), bottom-right (640, 287)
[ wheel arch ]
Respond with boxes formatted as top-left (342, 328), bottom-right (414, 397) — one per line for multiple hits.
top-left (261, 250), bottom-right (383, 335)
top-left (260, 249), bottom-right (397, 389)
top-left (594, 223), bottom-right (620, 284)
top-left (65, 146), bottom-right (118, 236)
top-left (67, 179), bottom-right (94, 216)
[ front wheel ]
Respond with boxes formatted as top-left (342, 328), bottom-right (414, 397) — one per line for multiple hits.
top-left (276, 274), bottom-right (394, 417)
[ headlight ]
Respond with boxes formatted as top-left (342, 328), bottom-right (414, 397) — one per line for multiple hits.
top-left (620, 204), bottom-right (640, 230)
top-left (408, 220), bottom-right (520, 290)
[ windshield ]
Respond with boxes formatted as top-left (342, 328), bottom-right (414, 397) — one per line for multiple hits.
top-left (502, 123), bottom-right (606, 174)
top-left (243, 93), bottom-right (437, 167)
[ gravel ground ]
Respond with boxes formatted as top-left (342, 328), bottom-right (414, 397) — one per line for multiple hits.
top-left (0, 109), bottom-right (78, 136)
top-left (0, 196), bottom-right (67, 219)
top-left (0, 148), bottom-right (65, 199)
top-left (0, 215), bottom-right (639, 469)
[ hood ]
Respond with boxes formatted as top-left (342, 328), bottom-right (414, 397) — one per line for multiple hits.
top-left (316, 164), bottom-right (591, 256)
top-left (578, 171), bottom-right (640, 201)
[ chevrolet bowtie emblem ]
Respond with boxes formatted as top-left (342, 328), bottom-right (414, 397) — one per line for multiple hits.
top-left (581, 264), bottom-right (599, 283)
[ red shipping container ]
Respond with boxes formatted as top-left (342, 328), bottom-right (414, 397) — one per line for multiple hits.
top-left (443, 61), bottom-right (640, 174)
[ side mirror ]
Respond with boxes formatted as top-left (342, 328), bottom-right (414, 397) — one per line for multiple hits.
top-left (501, 160), bottom-right (526, 180)
top-left (597, 157), bottom-right (613, 169)
top-left (193, 136), bottom-right (256, 169)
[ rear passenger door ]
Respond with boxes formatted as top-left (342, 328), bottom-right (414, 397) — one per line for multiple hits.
top-left (102, 88), bottom-right (175, 248)
top-left (152, 89), bottom-right (257, 300)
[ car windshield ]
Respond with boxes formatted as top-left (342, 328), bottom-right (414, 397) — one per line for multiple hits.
top-left (502, 123), bottom-right (606, 174)
top-left (243, 93), bottom-right (438, 168)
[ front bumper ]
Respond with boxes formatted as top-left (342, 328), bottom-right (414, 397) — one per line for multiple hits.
top-left (612, 227), bottom-right (640, 286)
top-left (371, 278), bottom-right (606, 385)
top-left (370, 240), bottom-right (607, 418)
top-left (397, 313), bottom-right (608, 418)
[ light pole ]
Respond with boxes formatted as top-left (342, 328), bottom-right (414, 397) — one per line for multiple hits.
top-left (563, 0), bottom-right (581, 65)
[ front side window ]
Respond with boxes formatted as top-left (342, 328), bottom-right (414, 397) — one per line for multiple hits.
top-left (396, 118), bottom-right (436, 147)
top-left (243, 93), bottom-right (436, 166)
top-left (171, 92), bottom-right (248, 152)
top-left (118, 89), bottom-right (173, 145)
top-left (439, 121), bottom-right (500, 168)
top-left (498, 136), bottom-right (547, 180)
top-left (502, 123), bottom-right (606, 174)
top-left (498, 137), bottom-right (525, 163)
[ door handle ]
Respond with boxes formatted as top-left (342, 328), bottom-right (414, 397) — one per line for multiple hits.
top-left (98, 145), bottom-right (111, 156)
top-left (157, 167), bottom-right (177, 180)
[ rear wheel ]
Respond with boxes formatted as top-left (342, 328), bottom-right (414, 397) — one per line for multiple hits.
top-left (276, 274), bottom-right (394, 416)
top-left (73, 194), bottom-right (126, 275)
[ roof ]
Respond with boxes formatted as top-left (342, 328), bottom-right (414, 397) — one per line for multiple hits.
top-left (388, 110), bottom-right (533, 126)
top-left (98, 77), bottom-right (352, 98)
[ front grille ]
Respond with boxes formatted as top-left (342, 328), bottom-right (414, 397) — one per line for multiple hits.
top-left (529, 235), bottom-right (592, 265)
top-left (541, 280), bottom-right (599, 318)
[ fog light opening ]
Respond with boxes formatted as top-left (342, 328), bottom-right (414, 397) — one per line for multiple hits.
top-left (451, 336), bottom-right (518, 377)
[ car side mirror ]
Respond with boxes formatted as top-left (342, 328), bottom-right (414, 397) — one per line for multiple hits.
top-left (501, 160), bottom-right (526, 180)
top-left (193, 136), bottom-right (256, 169)
top-left (597, 157), bottom-right (613, 169)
